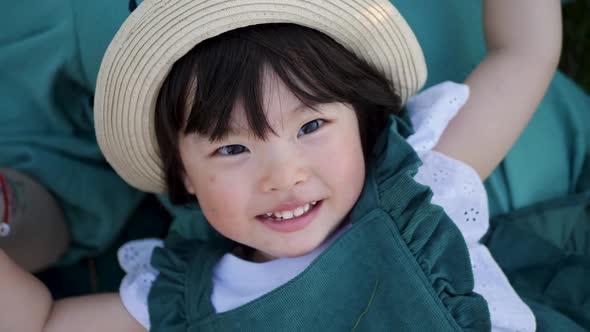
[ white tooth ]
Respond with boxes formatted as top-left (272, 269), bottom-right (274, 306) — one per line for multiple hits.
top-left (273, 212), bottom-right (282, 219)
top-left (265, 213), bottom-right (272, 217)
top-left (293, 207), bottom-right (305, 217)
top-left (282, 210), bottom-right (294, 219)
top-left (311, 201), bottom-right (317, 206)
top-left (303, 203), bottom-right (310, 213)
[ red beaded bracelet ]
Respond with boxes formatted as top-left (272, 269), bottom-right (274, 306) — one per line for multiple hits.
top-left (0, 172), bottom-right (10, 236)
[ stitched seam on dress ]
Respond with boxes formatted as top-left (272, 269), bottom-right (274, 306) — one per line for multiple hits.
top-left (350, 279), bottom-right (380, 332)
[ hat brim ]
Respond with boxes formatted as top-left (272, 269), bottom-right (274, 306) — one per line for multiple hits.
top-left (94, 0), bottom-right (427, 193)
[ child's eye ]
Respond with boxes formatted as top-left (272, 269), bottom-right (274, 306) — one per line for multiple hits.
top-left (216, 145), bottom-right (249, 156)
top-left (298, 119), bottom-right (325, 137)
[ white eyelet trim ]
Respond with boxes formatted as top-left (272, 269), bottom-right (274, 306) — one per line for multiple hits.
top-left (408, 82), bottom-right (535, 332)
top-left (118, 239), bottom-right (163, 330)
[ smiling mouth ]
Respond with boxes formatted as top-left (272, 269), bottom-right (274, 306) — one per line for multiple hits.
top-left (257, 201), bottom-right (321, 222)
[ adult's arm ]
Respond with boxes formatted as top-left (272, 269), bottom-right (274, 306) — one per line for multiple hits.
top-left (435, 0), bottom-right (563, 179)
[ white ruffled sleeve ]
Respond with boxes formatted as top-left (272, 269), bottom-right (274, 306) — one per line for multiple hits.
top-left (117, 238), bottom-right (163, 330)
top-left (407, 82), bottom-right (536, 332)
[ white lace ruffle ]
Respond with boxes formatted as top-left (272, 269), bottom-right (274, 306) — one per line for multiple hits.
top-left (406, 81), bottom-right (470, 154)
top-left (118, 81), bottom-right (535, 332)
top-left (408, 82), bottom-right (535, 332)
top-left (118, 238), bottom-right (163, 330)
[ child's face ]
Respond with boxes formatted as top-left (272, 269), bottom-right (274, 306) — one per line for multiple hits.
top-left (178, 70), bottom-right (365, 261)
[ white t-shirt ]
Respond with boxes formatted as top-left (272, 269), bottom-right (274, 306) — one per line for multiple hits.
top-left (118, 82), bottom-right (535, 332)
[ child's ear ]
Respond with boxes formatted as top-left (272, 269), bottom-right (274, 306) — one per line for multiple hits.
top-left (182, 173), bottom-right (196, 195)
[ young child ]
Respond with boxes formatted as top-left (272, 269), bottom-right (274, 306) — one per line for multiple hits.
top-left (0, 0), bottom-right (561, 331)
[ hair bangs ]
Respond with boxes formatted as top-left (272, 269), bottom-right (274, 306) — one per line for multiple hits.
top-left (180, 24), bottom-right (360, 143)
top-left (180, 34), bottom-right (272, 142)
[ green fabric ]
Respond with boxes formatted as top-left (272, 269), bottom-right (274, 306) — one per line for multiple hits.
top-left (148, 118), bottom-right (491, 331)
top-left (0, 0), bottom-right (144, 264)
top-left (482, 190), bottom-right (590, 331)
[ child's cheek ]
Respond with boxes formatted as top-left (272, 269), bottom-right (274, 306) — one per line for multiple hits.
top-left (197, 171), bottom-right (247, 223)
top-left (323, 121), bottom-right (365, 196)
top-left (198, 189), bottom-right (238, 239)
top-left (336, 136), bottom-right (365, 183)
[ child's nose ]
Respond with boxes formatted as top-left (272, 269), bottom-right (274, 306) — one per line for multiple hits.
top-left (259, 152), bottom-right (309, 193)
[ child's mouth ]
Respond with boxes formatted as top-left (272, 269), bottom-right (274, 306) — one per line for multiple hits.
top-left (257, 200), bottom-right (323, 233)
top-left (258, 200), bottom-right (320, 222)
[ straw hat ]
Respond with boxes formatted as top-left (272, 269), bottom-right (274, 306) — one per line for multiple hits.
top-left (94, 0), bottom-right (427, 193)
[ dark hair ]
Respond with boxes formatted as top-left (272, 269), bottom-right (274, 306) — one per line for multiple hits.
top-left (155, 24), bottom-right (402, 204)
